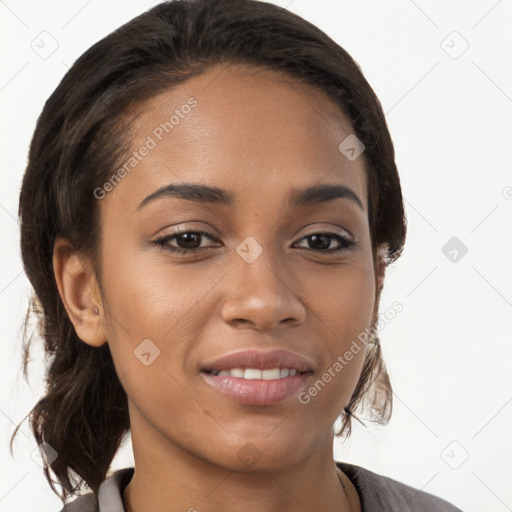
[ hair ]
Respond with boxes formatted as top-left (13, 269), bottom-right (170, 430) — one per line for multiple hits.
top-left (12, 0), bottom-right (406, 504)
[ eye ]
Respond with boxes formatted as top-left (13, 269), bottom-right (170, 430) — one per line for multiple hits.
top-left (151, 229), bottom-right (220, 255)
top-left (293, 232), bottom-right (356, 253)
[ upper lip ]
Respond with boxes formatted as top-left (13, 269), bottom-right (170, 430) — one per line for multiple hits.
top-left (201, 348), bottom-right (315, 373)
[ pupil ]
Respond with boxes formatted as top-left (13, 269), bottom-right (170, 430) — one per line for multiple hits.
top-left (179, 233), bottom-right (200, 248)
top-left (310, 234), bottom-right (329, 250)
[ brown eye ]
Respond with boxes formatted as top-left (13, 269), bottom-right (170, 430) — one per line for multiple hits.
top-left (152, 230), bottom-right (220, 255)
top-left (294, 233), bottom-right (356, 253)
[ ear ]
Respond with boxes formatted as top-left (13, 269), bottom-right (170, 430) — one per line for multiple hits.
top-left (375, 243), bottom-right (388, 293)
top-left (53, 237), bottom-right (106, 347)
top-left (370, 243), bottom-right (388, 328)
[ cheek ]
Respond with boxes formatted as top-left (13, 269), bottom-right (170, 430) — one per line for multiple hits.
top-left (307, 255), bottom-right (376, 342)
top-left (294, 268), bottom-right (373, 421)
top-left (98, 255), bottom-right (205, 428)
top-left (296, 257), bottom-right (375, 413)
top-left (99, 239), bottom-right (213, 338)
top-left (297, 350), bottom-right (366, 425)
top-left (97, 239), bottom-right (227, 404)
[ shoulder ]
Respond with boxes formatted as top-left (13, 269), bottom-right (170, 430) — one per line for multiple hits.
top-left (336, 461), bottom-right (464, 512)
top-left (57, 467), bottom-right (134, 512)
top-left (58, 492), bottom-right (98, 512)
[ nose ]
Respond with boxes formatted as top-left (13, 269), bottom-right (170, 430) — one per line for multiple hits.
top-left (220, 247), bottom-right (306, 332)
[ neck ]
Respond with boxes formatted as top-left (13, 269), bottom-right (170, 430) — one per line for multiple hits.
top-left (122, 408), bottom-right (360, 512)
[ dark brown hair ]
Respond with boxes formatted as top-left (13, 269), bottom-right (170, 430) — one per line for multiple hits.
top-left (12, 0), bottom-right (406, 504)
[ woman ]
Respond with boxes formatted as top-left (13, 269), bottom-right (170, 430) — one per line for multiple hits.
top-left (12, 0), bottom-right (463, 510)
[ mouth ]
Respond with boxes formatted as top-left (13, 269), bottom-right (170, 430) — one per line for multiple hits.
top-left (200, 349), bottom-right (315, 405)
top-left (203, 367), bottom-right (311, 379)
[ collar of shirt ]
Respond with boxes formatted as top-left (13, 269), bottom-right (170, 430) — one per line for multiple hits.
top-left (77, 461), bottom-right (461, 512)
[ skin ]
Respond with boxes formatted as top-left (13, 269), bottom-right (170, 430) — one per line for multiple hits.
top-left (53, 63), bottom-right (387, 512)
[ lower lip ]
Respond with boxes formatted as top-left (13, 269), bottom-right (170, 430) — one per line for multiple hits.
top-left (201, 371), bottom-right (313, 405)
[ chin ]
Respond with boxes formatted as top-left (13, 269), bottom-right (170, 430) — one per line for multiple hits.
top-left (209, 434), bottom-right (314, 473)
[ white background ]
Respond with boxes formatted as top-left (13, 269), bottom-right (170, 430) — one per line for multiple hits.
top-left (1, 1), bottom-right (511, 511)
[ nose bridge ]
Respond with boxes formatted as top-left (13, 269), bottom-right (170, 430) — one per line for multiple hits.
top-left (220, 236), bottom-right (306, 330)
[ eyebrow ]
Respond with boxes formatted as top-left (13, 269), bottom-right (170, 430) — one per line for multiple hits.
top-left (135, 182), bottom-right (364, 212)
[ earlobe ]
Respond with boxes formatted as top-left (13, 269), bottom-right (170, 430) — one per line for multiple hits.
top-left (52, 237), bottom-right (106, 347)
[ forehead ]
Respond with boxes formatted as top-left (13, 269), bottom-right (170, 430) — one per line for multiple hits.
top-left (104, 63), bottom-right (367, 213)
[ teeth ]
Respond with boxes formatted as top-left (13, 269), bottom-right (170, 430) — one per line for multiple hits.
top-left (262, 368), bottom-right (281, 379)
top-left (211, 367), bottom-right (301, 379)
top-left (244, 368), bottom-right (262, 379)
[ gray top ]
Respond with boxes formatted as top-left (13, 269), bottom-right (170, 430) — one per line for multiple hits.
top-left (60, 462), bottom-right (463, 511)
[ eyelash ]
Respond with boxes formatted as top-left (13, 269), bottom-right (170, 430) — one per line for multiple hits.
top-left (151, 229), bottom-right (356, 256)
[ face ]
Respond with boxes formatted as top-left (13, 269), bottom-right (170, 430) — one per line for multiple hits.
top-left (90, 64), bottom-right (382, 472)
